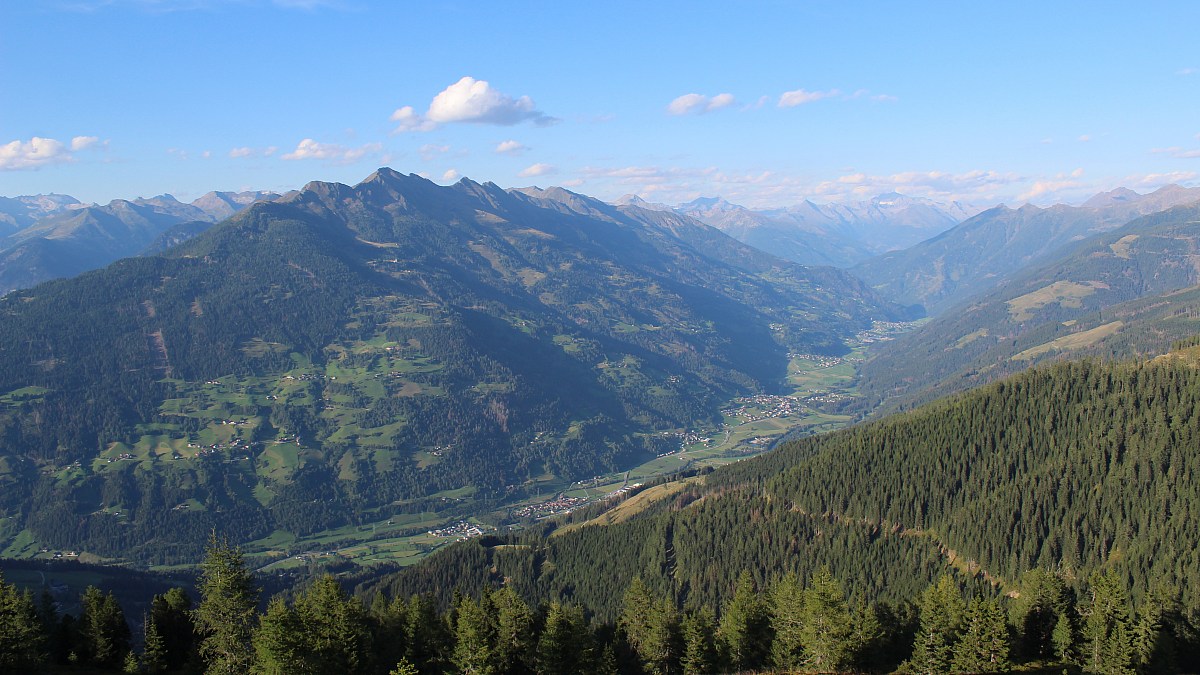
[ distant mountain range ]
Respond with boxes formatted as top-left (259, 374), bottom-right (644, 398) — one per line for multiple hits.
top-left (617, 192), bottom-right (978, 268)
top-left (855, 200), bottom-right (1200, 412)
top-left (0, 168), bottom-right (906, 563)
top-left (0, 190), bottom-right (278, 295)
top-left (852, 184), bottom-right (1200, 315)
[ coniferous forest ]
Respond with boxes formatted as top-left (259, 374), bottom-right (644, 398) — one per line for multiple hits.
top-left (2, 535), bottom-right (1195, 674)
top-left (6, 351), bottom-right (1200, 673)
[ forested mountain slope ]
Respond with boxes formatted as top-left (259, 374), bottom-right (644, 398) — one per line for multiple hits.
top-left (856, 202), bottom-right (1200, 411)
top-left (0, 168), bottom-right (903, 564)
top-left (369, 352), bottom-right (1200, 622)
top-left (851, 184), bottom-right (1200, 315)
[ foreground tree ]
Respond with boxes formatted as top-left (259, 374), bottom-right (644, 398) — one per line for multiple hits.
top-left (951, 597), bottom-right (1010, 673)
top-left (537, 601), bottom-right (594, 675)
top-left (79, 585), bottom-right (131, 669)
top-left (1082, 571), bottom-right (1134, 674)
top-left (680, 607), bottom-right (717, 675)
top-left (798, 567), bottom-right (854, 672)
top-left (150, 587), bottom-right (197, 672)
top-left (907, 575), bottom-right (965, 674)
top-left (194, 533), bottom-right (259, 675)
top-left (0, 573), bottom-right (46, 671)
top-left (717, 570), bottom-right (770, 673)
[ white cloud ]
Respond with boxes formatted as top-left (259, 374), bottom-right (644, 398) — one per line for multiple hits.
top-left (229, 146), bottom-right (255, 158)
top-left (495, 140), bottom-right (527, 156)
top-left (667, 92), bottom-right (736, 115)
top-left (441, 169), bottom-right (460, 182)
top-left (1178, 67), bottom-right (1197, 76)
top-left (70, 136), bottom-right (100, 151)
top-left (281, 138), bottom-right (382, 164)
top-left (1017, 169), bottom-right (1087, 201)
top-left (0, 135), bottom-right (104, 170)
top-left (518, 163), bottom-right (556, 178)
top-left (392, 76), bottom-right (555, 133)
top-left (391, 106), bottom-right (437, 133)
top-left (1078, 134), bottom-right (1092, 142)
top-left (778, 88), bottom-right (841, 107)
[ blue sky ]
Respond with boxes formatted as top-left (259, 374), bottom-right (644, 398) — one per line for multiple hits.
top-left (2, 0), bottom-right (1199, 208)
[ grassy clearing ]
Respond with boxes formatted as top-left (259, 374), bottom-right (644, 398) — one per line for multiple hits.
top-left (1012, 321), bottom-right (1125, 361)
top-left (1007, 281), bottom-right (1106, 321)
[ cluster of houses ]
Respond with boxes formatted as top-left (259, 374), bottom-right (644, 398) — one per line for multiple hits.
top-left (428, 521), bottom-right (487, 540)
top-left (721, 393), bottom-right (805, 422)
top-left (512, 494), bottom-right (587, 519)
top-left (855, 320), bottom-right (919, 344)
top-left (660, 429), bottom-right (710, 449)
top-left (788, 352), bottom-right (846, 368)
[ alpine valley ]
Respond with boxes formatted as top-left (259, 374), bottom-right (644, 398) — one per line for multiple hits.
top-left (0, 169), bottom-right (910, 565)
top-left (5, 169), bottom-right (1200, 675)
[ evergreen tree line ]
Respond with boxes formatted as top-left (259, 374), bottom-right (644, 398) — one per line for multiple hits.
top-left (3, 536), bottom-right (1197, 673)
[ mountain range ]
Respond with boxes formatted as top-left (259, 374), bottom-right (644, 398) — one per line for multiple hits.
top-left (854, 200), bottom-right (1200, 412)
top-left (618, 192), bottom-right (978, 268)
top-left (0, 190), bottom-right (278, 295)
top-left (0, 168), bottom-right (905, 563)
top-left (852, 184), bottom-right (1200, 315)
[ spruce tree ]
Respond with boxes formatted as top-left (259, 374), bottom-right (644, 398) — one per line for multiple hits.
top-left (141, 610), bottom-right (169, 675)
top-left (769, 572), bottom-right (805, 670)
top-left (537, 601), bottom-right (592, 675)
top-left (452, 594), bottom-right (496, 675)
top-left (680, 607), bottom-right (717, 675)
top-left (150, 587), bottom-right (196, 672)
top-left (490, 587), bottom-right (534, 674)
top-left (293, 575), bottom-right (373, 674)
top-left (716, 570), bottom-right (769, 673)
top-left (907, 574), bottom-right (965, 675)
top-left (1082, 571), bottom-right (1134, 674)
top-left (950, 597), bottom-right (1009, 673)
top-left (79, 585), bottom-right (131, 669)
top-left (0, 572), bottom-right (47, 671)
top-left (194, 533), bottom-right (259, 675)
top-left (798, 567), bottom-right (854, 672)
top-left (253, 597), bottom-right (308, 675)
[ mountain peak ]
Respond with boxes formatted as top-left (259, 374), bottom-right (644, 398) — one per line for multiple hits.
top-left (1082, 186), bottom-right (1142, 208)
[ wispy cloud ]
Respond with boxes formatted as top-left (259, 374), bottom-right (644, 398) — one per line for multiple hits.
top-left (0, 135), bottom-right (106, 171)
top-left (1151, 146), bottom-right (1200, 159)
top-left (666, 93), bottom-right (736, 116)
top-left (441, 169), bottom-right (460, 182)
top-left (228, 145), bottom-right (278, 158)
top-left (419, 144), bottom-right (450, 161)
top-left (778, 88), bottom-right (841, 107)
top-left (1124, 171), bottom-right (1198, 189)
top-left (1017, 168), bottom-right (1086, 201)
top-left (392, 77), bottom-right (557, 133)
top-left (495, 140), bottom-right (528, 156)
top-left (518, 163), bottom-right (556, 178)
top-left (1178, 67), bottom-right (1197, 76)
top-left (281, 138), bottom-right (381, 163)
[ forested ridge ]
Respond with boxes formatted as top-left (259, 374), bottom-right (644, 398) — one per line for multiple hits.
top-left (352, 350), bottom-right (1200, 672)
